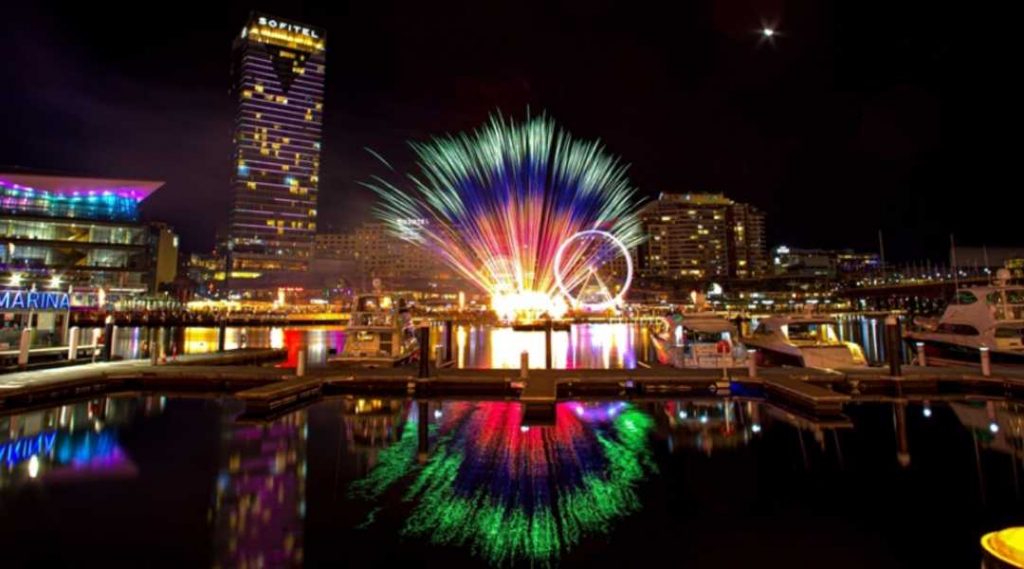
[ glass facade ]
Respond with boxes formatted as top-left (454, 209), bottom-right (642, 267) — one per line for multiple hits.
top-left (228, 13), bottom-right (326, 290)
top-left (0, 174), bottom-right (175, 294)
top-left (1, 184), bottom-right (139, 221)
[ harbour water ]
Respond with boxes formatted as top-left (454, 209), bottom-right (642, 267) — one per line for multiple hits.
top-left (1, 395), bottom-right (1020, 567)
top-left (106, 314), bottom-right (911, 369)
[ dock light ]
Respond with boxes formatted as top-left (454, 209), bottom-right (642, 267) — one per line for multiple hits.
top-left (923, 406), bottom-right (932, 418)
top-left (679, 410), bottom-right (688, 420)
top-left (49, 274), bottom-right (62, 288)
top-left (433, 409), bottom-right (443, 420)
top-left (762, 27), bottom-right (775, 38)
top-left (982, 527), bottom-right (1024, 567)
top-left (520, 425), bottom-right (530, 433)
top-left (28, 455), bottom-right (40, 478)
top-left (699, 415), bottom-right (709, 424)
top-left (9, 272), bottom-right (22, 287)
top-left (752, 423), bottom-right (762, 433)
top-left (990, 422), bottom-right (1000, 434)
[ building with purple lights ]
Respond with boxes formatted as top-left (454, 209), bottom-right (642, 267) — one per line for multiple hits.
top-left (0, 172), bottom-right (179, 309)
top-left (226, 13), bottom-right (326, 295)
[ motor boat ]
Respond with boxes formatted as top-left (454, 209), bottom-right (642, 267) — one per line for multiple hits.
top-left (330, 293), bottom-right (418, 367)
top-left (651, 313), bottom-right (747, 368)
top-left (904, 269), bottom-right (1024, 365)
top-left (741, 313), bottom-right (867, 368)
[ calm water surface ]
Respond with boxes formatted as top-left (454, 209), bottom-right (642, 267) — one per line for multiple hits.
top-left (108, 314), bottom-right (908, 369)
top-left (1, 395), bottom-right (1021, 567)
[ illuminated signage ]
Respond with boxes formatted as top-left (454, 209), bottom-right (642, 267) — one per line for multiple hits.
top-left (0, 290), bottom-right (71, 311)
top-left (0, 431), bottom-right (56, 466)
top-left (256, 16), bottom-right (321, 39)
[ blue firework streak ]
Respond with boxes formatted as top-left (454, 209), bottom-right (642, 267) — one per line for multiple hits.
top-left (363, 112), bottom-right (646, 314)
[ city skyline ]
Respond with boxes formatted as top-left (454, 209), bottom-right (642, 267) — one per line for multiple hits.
top-left (0, 1), bottom-right (1014, 262)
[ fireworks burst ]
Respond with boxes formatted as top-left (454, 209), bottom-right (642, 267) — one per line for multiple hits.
top-left (364, 112), bottom-right (645, 320)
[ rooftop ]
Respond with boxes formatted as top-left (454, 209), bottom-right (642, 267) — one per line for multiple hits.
top-left (0, 172), bottom-right (164, 202)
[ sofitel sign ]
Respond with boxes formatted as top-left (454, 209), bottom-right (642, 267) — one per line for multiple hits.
top-left (257, 16), bottom-right (321, 39)
top-left (0, 290), bottom-right (71, 311)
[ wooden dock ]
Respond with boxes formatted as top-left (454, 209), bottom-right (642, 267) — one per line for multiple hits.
top-left (4, 354), bottom-right (1024, 418)
top-left (0, 349), bottom-right (286, 411)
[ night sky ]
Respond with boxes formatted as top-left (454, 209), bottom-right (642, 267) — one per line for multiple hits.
top-left (0, 1), bottom-right (1016, 261)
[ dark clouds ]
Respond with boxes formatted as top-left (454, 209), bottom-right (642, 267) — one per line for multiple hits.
top-left (0, 1), bottom-right (1018, 260)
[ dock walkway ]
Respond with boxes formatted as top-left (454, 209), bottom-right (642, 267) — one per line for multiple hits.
top-left (4, 354), bottom-right (1024, 417)
top-left (0, 349), bottom-right (286, 409)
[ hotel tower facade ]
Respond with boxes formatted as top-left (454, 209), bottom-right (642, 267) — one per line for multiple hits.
top-left (227, 13), bottom-right (325, 293)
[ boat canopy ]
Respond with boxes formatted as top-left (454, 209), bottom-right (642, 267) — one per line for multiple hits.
top-left (682, 318), bottom-right (736, 334)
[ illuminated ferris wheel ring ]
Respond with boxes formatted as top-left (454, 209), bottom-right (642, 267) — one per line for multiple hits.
top-left (553, 229), bottom-right (633, 312)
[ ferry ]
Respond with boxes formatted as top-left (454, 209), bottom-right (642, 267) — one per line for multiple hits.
top-left (651, 313), bottom-right (748, 368)
top-left (904, 269), bottom-right (1024, 365)
top-left (330, 293), bottom-right (418, 367)
top-left (741, 313), bottom-right (867, 368)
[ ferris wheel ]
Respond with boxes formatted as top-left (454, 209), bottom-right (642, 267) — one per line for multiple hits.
top-left (553, 229), bottom-right (633, 312)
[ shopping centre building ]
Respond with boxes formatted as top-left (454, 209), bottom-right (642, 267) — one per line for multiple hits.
top-left (0, 172), bottom-right (178, 348)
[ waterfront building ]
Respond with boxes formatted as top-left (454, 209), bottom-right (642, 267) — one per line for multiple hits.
top-left (0, 172), bottom-right (178, 299)
top-left (638, 193), bottom-right (767, 281)
top-left (226, 13), bottom-right (326, 295)
top-left (729, 201), bottom-right (768, 278)
top-left (771, 245), bottom-right (881, 279)
top-left (314, 222), bottom-right (451, 285)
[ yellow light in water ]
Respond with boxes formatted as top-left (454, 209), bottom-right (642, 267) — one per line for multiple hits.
top-left (270, 327), bottom-right (285, 349)
top-left (490, 291), bottom-right (567, 322)
top-left (458, 291), bottom-right (465, 311)
top-left (456, 325), bottom-right (467, 369)
top-left (982, 527), bottom-right (1024, 567)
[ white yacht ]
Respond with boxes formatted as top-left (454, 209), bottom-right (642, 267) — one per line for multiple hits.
top-left (741, 314), bottom-right (867, 368)
top-left (904, 270), bottom-right (1024, 365)
top-left (330, 293), bottom-right (418, 367)
top-left (651, 313), bottom-right (748, 368)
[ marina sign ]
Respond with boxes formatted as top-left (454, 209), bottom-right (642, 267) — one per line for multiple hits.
top-left (0, 289), bottom-right (71, 311)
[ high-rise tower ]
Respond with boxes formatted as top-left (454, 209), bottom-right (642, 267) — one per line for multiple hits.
top-left (227, 13), bottom-right (325, 293)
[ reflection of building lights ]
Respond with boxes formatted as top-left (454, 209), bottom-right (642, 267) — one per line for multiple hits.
top-left (433, 409), bottom-right (442, 420)
top-left (678, 411), bottom-right (688, 420)
top-left (751, 423), bottom-right (762, 433)
top-left (28, 455), bottom-right (40, 478)
top-left (699, 415), bottom-right (708, 424)
top-left (990, 422), bottom-right (1000, 434)
top-left (520, 425), bottom-right (530, 433)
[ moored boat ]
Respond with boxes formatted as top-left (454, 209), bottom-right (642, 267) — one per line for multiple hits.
top-left (904, 269), bottom-right (1024, 365)
top-left (330, 293), bottom-right (418, 367)
top-left (741, 313), bottom-right (867, 368)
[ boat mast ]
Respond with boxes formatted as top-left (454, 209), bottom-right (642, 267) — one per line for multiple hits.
top-left (878, 229), bottom-right (886, 281)
top-left (951, 234), bottom-right (960, 304)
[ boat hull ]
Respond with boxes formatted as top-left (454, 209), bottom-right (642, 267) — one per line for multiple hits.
top-left (904, 337), bottom-right (1024, 366)
top-left (741, 341), bottom-right (865, 368)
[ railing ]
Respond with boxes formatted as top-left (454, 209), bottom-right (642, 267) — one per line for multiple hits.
top-left (0, 344), bottom-right (102, 366)
top-left (993, 304), bottom-right (1024, 321)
